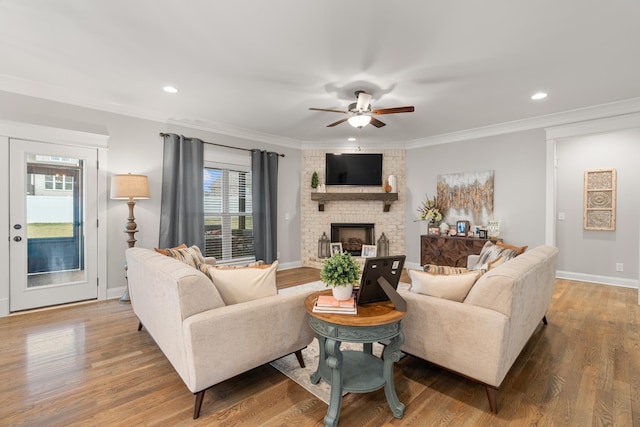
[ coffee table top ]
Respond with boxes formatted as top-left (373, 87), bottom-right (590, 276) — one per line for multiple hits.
top-left (305, 289), bottom-right (405, 327)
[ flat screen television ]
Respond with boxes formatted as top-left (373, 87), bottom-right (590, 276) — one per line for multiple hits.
top-left (356, 255), bottom-right (406, 306)
top-left (325, 153), bottom-right (383, 186)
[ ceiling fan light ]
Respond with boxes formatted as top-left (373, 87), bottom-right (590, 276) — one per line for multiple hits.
top-left (348, 115), bottom-right (372, 128)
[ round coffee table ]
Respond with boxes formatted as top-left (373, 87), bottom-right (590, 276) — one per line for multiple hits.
top-left (304, 290), bottom-right (405, 427)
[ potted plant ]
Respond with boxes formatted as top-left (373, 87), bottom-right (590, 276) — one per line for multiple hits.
top-left (320, 251), bottom-right (361, 300)
top-left (311, 171), bottom-right (319, 191)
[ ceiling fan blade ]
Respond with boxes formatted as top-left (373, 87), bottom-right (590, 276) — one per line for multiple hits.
top-left (355, 92), bottom-right (372, 111)
top-left (309, 107), bottom-right (349, 114)
top-left (371, 106), bottom-right (415, 115)
top-left (370, 117), bottom-right (386, 128)
top-left (327, 118), bottom-right (349, 127)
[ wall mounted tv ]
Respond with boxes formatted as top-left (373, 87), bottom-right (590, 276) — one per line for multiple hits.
top-left (325, 153), bottom-right (383, 186)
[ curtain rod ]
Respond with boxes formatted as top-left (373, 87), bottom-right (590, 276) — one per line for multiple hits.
top-left (159, 132), bottom-right (285, 157)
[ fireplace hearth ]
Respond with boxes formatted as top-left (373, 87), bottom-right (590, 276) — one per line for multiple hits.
top-left (331, 223), bottom-right (375, 256)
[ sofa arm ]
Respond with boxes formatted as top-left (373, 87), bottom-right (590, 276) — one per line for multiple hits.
top-left (181, 289), bottom-right (316, 392)
top-left (467, 254), bottom-right (480, 270)
top-left (398, 289), bottom-right (509, 387)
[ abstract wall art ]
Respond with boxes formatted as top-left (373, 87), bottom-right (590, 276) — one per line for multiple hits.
top-left (437, 170), bottom-right (494, 225)
top-left (584, 168), bottom-right (616, 231)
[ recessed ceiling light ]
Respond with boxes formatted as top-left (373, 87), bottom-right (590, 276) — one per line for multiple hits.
top-left (163, 86), bottom-right (179, 93)
top-left (347, 137), bottom-right (356, 142)
top-left (531, 92), bottom-right (547, 100)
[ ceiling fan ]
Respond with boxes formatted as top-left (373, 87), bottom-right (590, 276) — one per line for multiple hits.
top-left (309, 90), bottom-right (414, 129)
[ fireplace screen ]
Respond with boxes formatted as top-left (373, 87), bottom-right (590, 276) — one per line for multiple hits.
top-left (330, 223), bottom-right (375, 256)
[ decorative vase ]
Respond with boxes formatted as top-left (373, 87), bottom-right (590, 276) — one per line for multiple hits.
top-left (388, 175), bottom-right (397, 193)
top-left (439, 222), bottom-right (450, 235)
top-left (332, 283), bottom-right (354, 301)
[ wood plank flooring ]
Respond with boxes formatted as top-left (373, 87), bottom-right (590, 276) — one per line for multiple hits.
top-left (1, 272), bottom-right (639, 426)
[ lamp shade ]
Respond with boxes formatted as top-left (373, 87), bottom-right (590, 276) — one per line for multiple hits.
top-left (348, 114), bottom-right (372, 128)
top-left (110, 173), bottom-right (150, 200)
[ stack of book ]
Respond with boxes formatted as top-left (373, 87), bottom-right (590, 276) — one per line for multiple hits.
top-left (312, 295), bottom-right (357, 314)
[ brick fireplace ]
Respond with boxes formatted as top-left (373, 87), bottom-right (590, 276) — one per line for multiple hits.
top-left (300, 149), bottom-right (406, 269)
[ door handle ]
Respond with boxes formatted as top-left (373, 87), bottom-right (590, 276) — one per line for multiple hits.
top-left (13, 236), bottom-right (22, 242)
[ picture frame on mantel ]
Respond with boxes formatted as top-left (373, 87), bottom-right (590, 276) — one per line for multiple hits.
top-left (456, 220), bottom-right (470, 237)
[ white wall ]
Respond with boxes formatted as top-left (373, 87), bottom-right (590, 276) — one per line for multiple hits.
top-left (0, 90), bottom-right (301, 298)
top-left (555, 128), bottom-right (640, 286)
top-left (405, 129), bottom-right (548, 266)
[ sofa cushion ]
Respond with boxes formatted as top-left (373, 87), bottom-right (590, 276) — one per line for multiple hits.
top-left (203, 260), bottom-right (279, 305)
top-left (423, 264), bottom-right (469, 275)
top-left (154, 243), bottom-right (187, 256)
top-left (473, 241), bottom-right (517, 270)
top-left (212, 260), bottom-right (270, 269)
top-left (496, 241), bottom-right (528, 256)
top-left (408, 269), bottom-right (483, 302)
top-left (165, 245), bottom-right (206, 269)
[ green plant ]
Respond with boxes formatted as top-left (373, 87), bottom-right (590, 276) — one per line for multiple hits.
top-left (320, 251), bottom-right (360, 288)
top-left (311, 171), bottom-right (319, 189)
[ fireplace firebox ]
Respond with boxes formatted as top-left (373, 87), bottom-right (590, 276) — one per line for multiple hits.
top-left (330, 223), bottom-right (375, 256)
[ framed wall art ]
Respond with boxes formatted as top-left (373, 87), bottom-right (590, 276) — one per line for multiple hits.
top-left (584, 169), bottom-right (616, 231)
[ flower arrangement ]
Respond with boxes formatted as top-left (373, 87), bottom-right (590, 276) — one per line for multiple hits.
top-left (417, 194), bottom-right (443, 223)
top-left (320, 251), bottom-right (361, 288)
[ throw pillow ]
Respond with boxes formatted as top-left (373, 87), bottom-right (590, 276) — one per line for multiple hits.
top-left (487, 255), bottom-right (505, 270)
top-left (496, 241), bottom-right (528, 256)
top-left (203, 260), bottom-right (279, 305)
top-left (165, 245), bottom-right (206, 269)
top-left (409, 269), bottom-right (483, 302)
top-left (473, 241), bottom-right (518, 270)
top-left (212, 260), bottom-right (270, 270)
top-left (423, 264), bottom-right (469, 275)
top-left (154, 243), bottom-right (187, 256)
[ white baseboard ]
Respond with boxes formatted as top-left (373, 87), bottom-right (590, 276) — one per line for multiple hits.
top-left (277, 260), bottom-right (303, 270)
top-left (556, 270), bottom-right (639, 289)
top-left (0, 298), bottom-right (8, 317)
top-left (404, 261), bottom-right (421, 271)
top-left (107, 286), bottom-right (127, 300)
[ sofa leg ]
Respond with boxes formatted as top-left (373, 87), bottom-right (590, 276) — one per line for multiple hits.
top-left (294, 349), bottom-right (306, 368)
top-left (193, 390), bottom-right (205, 419)
top-left (542, 315), bottom-right (548, 325)
top-left (137, 321), bottom-right (143, 331)
top-left (485, 385), bottom-right (498, 413)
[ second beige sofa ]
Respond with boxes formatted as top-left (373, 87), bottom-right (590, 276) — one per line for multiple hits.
top-left (398, 245), bottom-right (558, 412)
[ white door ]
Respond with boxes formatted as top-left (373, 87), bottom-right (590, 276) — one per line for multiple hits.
top-left (9, 139), bottom-right (98, 312)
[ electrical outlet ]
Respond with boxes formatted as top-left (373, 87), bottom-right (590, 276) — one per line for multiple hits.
top-left (616, 263), bottom-right (624, 272)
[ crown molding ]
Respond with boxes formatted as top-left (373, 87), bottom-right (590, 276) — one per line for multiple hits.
top-left (0, 119), bottom-right (109, 148)
top-left (405, 97), bottom-right (640, 149)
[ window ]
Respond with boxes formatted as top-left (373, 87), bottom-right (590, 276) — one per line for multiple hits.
top-left (44, 174), bottom-right (74, 191)
top-left (204, 164), bottom-right (254, 263)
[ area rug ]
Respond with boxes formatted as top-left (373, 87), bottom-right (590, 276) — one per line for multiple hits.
top-left (270, 337), bottom-right (384, 404)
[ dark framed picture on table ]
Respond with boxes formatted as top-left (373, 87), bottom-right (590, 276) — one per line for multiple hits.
top-left (478, 229), bottom-right (488, 239)
top-left (456, 220), bottom-right (470, 237)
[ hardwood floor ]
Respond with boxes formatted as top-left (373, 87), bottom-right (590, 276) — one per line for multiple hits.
top-left (1, 272), bottom-right (639, 426)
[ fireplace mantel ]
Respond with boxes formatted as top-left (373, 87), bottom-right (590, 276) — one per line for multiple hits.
top-left (311, 192), bottom-right (398, 212)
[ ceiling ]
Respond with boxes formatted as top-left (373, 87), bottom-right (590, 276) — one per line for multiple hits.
top-left (1, 1), bottom-right (640, 148)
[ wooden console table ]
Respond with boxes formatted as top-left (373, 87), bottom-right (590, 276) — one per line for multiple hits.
top-left (420, 235), bottom-right (500, 267)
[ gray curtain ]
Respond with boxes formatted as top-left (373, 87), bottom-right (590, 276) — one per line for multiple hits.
top-left (251, 150), bottom-right (278, 263)
top-left (159, 133), bottom-right (204, 249)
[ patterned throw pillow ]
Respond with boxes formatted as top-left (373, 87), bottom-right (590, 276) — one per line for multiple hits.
top-left (154, 243), bottom-right (187, 256)
top-left (164, 245), bottom-right (206, 269)
top-left (496, 241), bottom-right (528, 256)
top-left (473, 241), bottom-right (517, 270)
top-left (423, 264), bottom-right (469, 275)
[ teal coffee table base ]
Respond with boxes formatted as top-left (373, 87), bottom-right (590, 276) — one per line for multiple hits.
top-left (308, 315), bottom-right (405, 427)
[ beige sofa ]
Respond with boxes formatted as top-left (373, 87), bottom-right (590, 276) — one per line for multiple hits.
top-left (125, 247), bottom-right (316, 418)
top-left (398, 245), bottom-right (558, 412)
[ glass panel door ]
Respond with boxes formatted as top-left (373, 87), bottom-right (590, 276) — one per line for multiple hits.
top-left (10, 139), bottom-right (98, 312)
